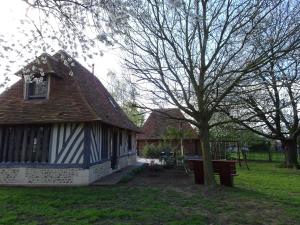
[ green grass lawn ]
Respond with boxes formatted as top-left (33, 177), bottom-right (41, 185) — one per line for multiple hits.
top-left (0, 162), bottom-right (299, 225)
top-left (245, 151), bottom-right (285, 161)
top-left (230, 151), bottom-right (289, 162)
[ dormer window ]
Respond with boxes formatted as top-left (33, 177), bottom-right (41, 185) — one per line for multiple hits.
top-left (25, 74), bottom-right (49, 100)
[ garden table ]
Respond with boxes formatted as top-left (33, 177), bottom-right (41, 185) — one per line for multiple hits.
top-left (187, 159), bottom-right (238, 187)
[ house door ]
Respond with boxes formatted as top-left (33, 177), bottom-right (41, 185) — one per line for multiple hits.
top-left (111, 131), bottom-right (118, 169)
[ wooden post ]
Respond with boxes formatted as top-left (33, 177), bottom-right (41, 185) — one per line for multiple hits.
top-left (0, 127), bottom-right (3, 162)
top-left (242, 151), bottom-right (250, 170)
top-left (180, 138), bottom-right (184, 156)
top-left (219, 163), bottom-right (231, 186)
top-left (237, 142), bottom-right (241, 167)
top-left (191, 160), bottom-right (204, 184)
top-left (99, 123), bottom-right (102, 161)
top-left (83, 123), bottom-right (91, 169)
top-left (27, 128), bottom-right (35, 162)
top-left (268, 150), bottom-right (272, 162)
top-left (2, 129), bottom-right (9, 162)
top-left (14, 128), bottom-right (23, 162)
top-left (35, 127), bottom-right (42, 162)
top-left (41, 126), bottom-right (50, 163)
top-left (7, 127), bottom-right (15, 162)
top-left (21, 128), bottom-right (28, 162)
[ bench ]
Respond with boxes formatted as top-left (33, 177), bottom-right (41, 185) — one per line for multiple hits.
top-left (186, 159), bottom-right (238, 186)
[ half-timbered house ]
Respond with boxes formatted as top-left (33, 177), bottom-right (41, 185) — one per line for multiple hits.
top-left (0, 50), bottom-right (138, 185)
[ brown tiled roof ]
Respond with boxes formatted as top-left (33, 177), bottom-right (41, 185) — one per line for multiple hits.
top-left (0, 50), bottom-right (139, 131)
top-left (137, 108), bottom-right (198, 140)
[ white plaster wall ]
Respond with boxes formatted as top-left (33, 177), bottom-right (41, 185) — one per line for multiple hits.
top-left (49, 123), bottom-right (84, 164)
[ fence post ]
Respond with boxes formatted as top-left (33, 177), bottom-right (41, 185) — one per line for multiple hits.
top-left (237, 142), bottom-right (241, 167)
top-left (268, 150), bottom-right (272, 162)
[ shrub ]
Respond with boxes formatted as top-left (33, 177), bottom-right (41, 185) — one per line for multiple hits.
top-left (143, 142), bottom-right (173, 159)
top-left (157, 142), bottom-right (173, 153)
top-left (249, 141), bottom-right (271, 152)
top-left (144, 144), bottom-right (161, 158)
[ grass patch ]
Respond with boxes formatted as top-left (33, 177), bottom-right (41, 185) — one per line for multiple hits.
top-left (207, 162), bottom-right (300, 224)
top-left (0, 162), bottom-right (299, 224)
top-left (231, 151), bottom-right (300, 162)
top-left (119, 164), bottom-right (147, 183)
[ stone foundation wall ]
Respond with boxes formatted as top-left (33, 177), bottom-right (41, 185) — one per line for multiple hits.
top-left (0, 167), bottom-right (89, 186)
top-left (0, 154), bottom-right (137, 186)
top-left (118, 154), bottom-right (137, 169)
top-left (89, 160), bottom-right (112, 183)
top-left (89, 153), bottom-right (137, 183)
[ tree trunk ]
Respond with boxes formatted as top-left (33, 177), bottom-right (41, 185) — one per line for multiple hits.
top-left (180, 138), bottom-right (184, 156)
top-left (282, 139), bottom-right (299, 169)
top-left (199, 123), bottom-right (216, 186)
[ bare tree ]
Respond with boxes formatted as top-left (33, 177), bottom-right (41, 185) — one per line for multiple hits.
top-left (224, 3), bottom-right (300, 168)
top-left (119, 0), bottom-right (300, 185)
top-left (226, 51), bottom-right (300, 168)
top-left (107, 71), bottom-right (145, 127)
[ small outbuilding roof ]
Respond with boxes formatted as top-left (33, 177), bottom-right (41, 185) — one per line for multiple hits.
top-left (0, 50), bottom-right (139, 132)
top-left (137, 108), bottom-right (198, 140)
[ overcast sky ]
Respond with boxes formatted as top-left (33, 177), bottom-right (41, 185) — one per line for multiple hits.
top-left (0, 0), bottom-right (122, 94)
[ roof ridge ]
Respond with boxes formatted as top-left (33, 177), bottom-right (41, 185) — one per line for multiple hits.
top-left (60, 52), bottom-right (104, 121)
top-left (54, 50), bottom-right (139, 131)
top-left (52, 49), bottom-right (99, 118)
top-left (72, 71), bottom-right (100, 121)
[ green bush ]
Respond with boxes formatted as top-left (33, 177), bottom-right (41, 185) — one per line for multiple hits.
top-left (249, 141), bottom-right (271, 152)
top-left (143, 143), bottom-right (173, 159)
top-left (144, 144), bottom-right (161, 158)
top-left (157, 142), bottom-right (173, 153)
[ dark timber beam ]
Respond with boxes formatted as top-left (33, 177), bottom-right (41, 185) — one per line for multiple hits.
top-left (35, 127), bottom-right (42, 162)
top-left (0, 127), bottom-right (3, 162)
top-left (42, 126), bottom-right (50, 163)
top-left (21, 128), bottom-right (28, 162)
top-left (2, 129), bottom-right (9, 162)
top-left (83, 123), bottom-right (91, 169)
top-left (27, 128), bottom-right (35, 162)
top-left (7, 127), bottom-right (15, 162)
top-left (14, 128), bottom-right (23, 162)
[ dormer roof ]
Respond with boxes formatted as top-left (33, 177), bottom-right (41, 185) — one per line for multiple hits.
top-left (15, 53), bottom-right (64, 78)
top-left (0, 50), bottom-right (139, 132)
